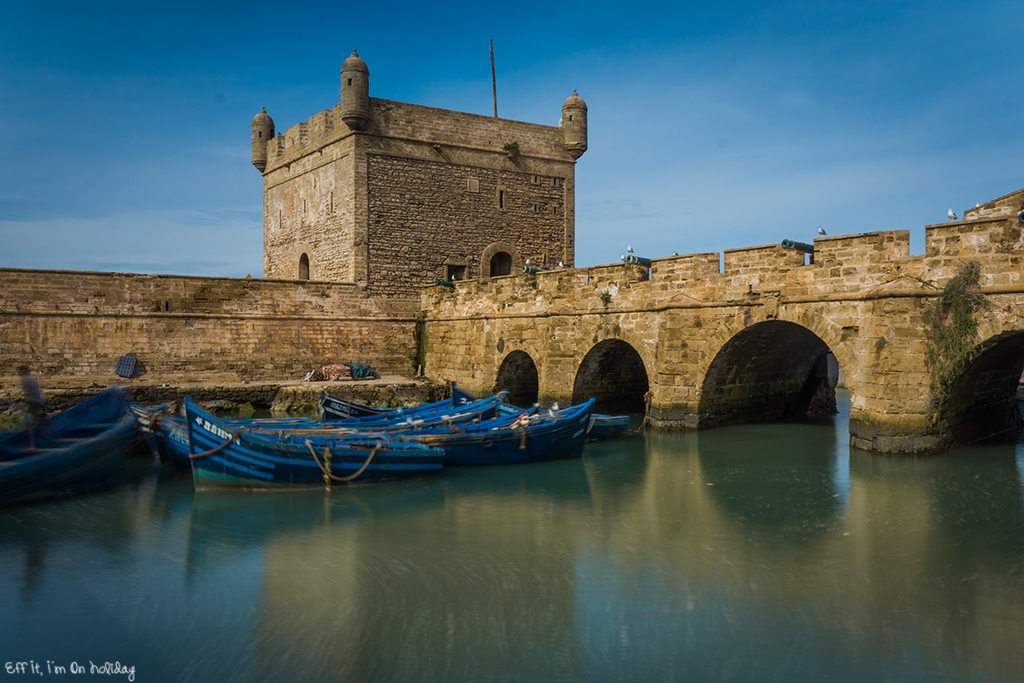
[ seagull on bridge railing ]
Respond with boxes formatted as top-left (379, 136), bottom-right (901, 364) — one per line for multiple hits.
top-left (948, 208), bottom-right (958, 220)
top-left (817, 226), bottom-right (826, 235)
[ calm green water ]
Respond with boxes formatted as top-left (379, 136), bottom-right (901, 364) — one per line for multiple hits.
top-left (3, 390), bottom-right (1024, 682)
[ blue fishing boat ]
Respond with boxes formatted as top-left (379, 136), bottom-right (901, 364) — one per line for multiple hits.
top-left (586, 414), bottom-right (631, 441)
top-left (185, 398), bottom-right (446, 489)
top-left (292, 399), bottom-right (596, 467)
top-left (145, 393), bottom-right (511, 472)
top-left (318, 383), bottom-right (478, 420)
top-left (0, 389), bottom-right (146, 505)
top-left (444, 386), bottom-right (631, 442)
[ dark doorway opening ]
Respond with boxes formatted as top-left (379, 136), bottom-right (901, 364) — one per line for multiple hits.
top-left (490, 252), bottom-right (512, 277)
top-left (298, 253), bottom-right (310, 280)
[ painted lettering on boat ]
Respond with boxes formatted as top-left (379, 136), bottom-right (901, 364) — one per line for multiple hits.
top-left (193, 416), bottom-right (232, 441)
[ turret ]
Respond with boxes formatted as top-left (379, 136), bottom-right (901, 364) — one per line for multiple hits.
top-left (251, 107), bottom-right (275, 172)
top-left (560, 90), bottom-right (587, 160)
top-left (340, 49), bottom-right (370, 130)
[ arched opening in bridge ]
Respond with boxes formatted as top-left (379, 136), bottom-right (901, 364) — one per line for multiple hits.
top-left (495, 350), bottom-right (539, 408)
top-left (489, 251), bottom-right (512, 277)
top-left (698, 321), bottom-right (841, 428)
top-left (571, 339), bottom-right (649, 413)
top-left (298, 253), bottom-right (310, 280)
top-left (939, 331), bottom-right (1024, 446)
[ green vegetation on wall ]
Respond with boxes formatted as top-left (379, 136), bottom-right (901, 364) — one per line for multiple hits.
top-left (922, 260), bottom-right (988, 411)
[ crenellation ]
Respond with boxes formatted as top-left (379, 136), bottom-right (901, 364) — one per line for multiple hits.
top-left (256, 54), bottom-right (583, 296)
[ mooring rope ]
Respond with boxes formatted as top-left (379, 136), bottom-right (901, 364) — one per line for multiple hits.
top-left (305, 439), bottom-right (380, 485)
top-left (189, 431), bottom-right (238, 459)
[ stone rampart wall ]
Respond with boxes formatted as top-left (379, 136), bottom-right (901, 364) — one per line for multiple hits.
top-left (422, 217), bottom-right (1024, 454)
top-left (0, 269), bottom-right (418, 382)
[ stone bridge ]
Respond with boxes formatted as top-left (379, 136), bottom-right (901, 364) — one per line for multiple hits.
top-left (422, 212), bottom-right (1024, 455)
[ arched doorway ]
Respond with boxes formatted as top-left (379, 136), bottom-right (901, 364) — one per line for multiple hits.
top-left (489, 251), bottom-right (512, 277)
top-left (939, 331), bottom-right (1024, 446)
top-left (571, 339), bottom-right (649, 413)
top-left (698, 321), bottom-right (839, 428)
top-left (495, 351), bottom-right (539, 408)
top-left (298, 253), bottom-right (310, 280)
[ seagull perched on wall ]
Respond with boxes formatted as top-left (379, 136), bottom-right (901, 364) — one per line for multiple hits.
top-left (627, 245), bottom-right (634, 254)
top-left (557, 261), bottom-right (564, 268)
top-left (948, 208), bottom-right (958, 220)
top-left (620, 254), bottom-right (626, 262)
top-left (672, 252), bottom-right (679, 256)
top-left (817, 226), bottom-right (826, 235)
top-left (525, 259), bottom-right (531, 265)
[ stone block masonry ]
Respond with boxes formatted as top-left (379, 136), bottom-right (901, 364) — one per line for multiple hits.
top-left (0, 268), bottom-right (420, 384)
top-left (256, 50), bottom-right (585, 298)
top-left (422, 211), bottom-right (1024, 455)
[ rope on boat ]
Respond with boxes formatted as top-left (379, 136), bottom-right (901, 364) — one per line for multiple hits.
top-left (189, 430), bottom-right (238, 459)
top-left (305, 439), bottom-right (381, 487)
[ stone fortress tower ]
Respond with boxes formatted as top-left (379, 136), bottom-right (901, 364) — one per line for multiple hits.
top-left (251, 50), bottom-right (587, 297)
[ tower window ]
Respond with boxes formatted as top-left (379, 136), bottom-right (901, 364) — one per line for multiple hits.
top-left (298, 253), bottom-right (310, 280)
top-left (446, 265), bottom-right (466, 281)
top-left (258, 132), bottom-right (262, 138)
top-left (569, 115), bottom-right (574, 122)
top-left (498, 190), bottom-right (505, 210)
top-left (348, 78), bottom-right (352, 86)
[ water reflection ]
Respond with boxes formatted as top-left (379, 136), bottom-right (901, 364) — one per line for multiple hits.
top-left (1, 407), bottom-right (1024, 681)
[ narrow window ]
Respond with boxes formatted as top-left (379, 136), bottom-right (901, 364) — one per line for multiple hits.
top-left (258, 131), bottom-right (262, 138)
top-left (348, 78), bottom-right (352, 86)
top-left (498, 190), bottom-right (505, 210)
top-left (569, 115), bottom-right (574, 122)
top-left (299, 253), bottom-right (310, 280)
top-left (330, 191), bottom-right (334, 214)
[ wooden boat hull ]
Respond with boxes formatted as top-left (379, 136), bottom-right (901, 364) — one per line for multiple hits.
top-left (185, 399), bottom-right (445, 489)
top-left (0, 389), bottom-right (144, 505)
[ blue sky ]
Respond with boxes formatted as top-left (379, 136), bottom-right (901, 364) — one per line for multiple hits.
top-left (1, 0), bottom-right (1021, 276)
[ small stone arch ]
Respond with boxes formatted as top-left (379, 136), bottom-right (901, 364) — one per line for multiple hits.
top-left (480, 242), bottom-right (522, 281)
top-left (298, 253), bottom-right (310, 280)
top-left (495, 350), bottom-right (539, 407)
top-left (572, 338), bottom-right (650, 412)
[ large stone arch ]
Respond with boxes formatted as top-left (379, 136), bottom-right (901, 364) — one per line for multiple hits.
top-left (696, 315), bottom-right (846, 429)
top-left (480, 242), bottom-right (522, 281)
top-left (571, 337), bottom-right (651, 412)
top-left (938, 330), bottom-right (1024, 446)
top-left (695, 306), bottom-right (856, 397)
top-left (495, 349), bottom-right (540, 407)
